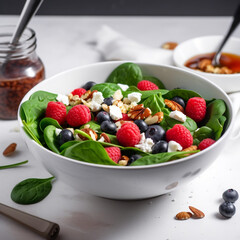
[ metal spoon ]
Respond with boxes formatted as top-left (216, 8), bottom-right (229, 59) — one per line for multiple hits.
top-left (0, 203), bottom-right (60, 239)
top-left (212, 4), bottom-right (240, 66)
top-left (10, 0), bottom-right (44, 45)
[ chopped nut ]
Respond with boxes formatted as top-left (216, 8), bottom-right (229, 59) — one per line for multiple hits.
top-left (3, 143), bottom-right (17, 156)
top-left (164, 99), bottom-right (184, 113)
top-left (78, 128), bottom-right (98, 141)
top-left (113, 89), bottom-right (123, 101)
top-left (161, 42), bottom-right (178, 50)
top-left (144, 112), bottom-right (164, 125)
top-left (189, 206), bottom-right (205, 219)
top-left (123, 97), bottom-right (131, 104)
top-left (102, 103), bottom-right (109, 112)
top-left (99, 133), bottom-right (111, 143)
top-left (175, 211), bottom-right (192, 220)
top-left (128, 104), bottom-right (152, 120)
top-left (181, 145), bottom-right (198, 156)
top-left (118, 156), bottom-right (130, 166)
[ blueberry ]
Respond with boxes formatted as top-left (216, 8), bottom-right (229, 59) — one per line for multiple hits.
top-left (100, 120), bottom-right (117, 135)
top-left (57, 129), bottom-right (74, 146)
top-left (82, 81), bottom-right (96, 90)
top-left (134, 120), bottom-right (148, 133)
top-left (172, 96), bottom-right (185, 108)
top-left (96, 111), bottom-right (111, 123)
top-left (145, 125), bottom-right (165, 143)
top-left (219, 201), bottom-right (236, 218)
top-left (128, 154), bottom-right (142, 165)
top-left (222, 189), bottom-right (239, 203)
top-left (103, 97), bottom-right (114, 106)
top-left (152, 140), bottom-right (168, 154)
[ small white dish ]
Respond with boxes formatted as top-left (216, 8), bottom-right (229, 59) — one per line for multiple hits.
top-left (173, 35), bottom-right (240, 93)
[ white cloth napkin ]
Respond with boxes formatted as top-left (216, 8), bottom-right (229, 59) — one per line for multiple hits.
top-left (95, 25), bottom-right (173, 65)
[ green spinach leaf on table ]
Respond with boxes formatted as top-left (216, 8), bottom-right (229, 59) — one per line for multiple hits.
top-left (131, 150), bottom-right (199, 166)
top-left (11, 177), bottom-right (55, 204)
top-left (61, 140), bottom-right (118, 165)
top-left (106, 62), bottom-right (142, 86)
top-left (0, 160), bottom-right (28, 170)
top-left (91, 83), bottom-right (121, 98)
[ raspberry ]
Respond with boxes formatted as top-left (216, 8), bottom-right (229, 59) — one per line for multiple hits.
top-left (105, 147), bottom-right (121, 163)
top-left (117, 122), bottom-right (141, 147)
top-left (185, 97), bottom-right (206, 122)
top-left (137, 80), bottom-right (159, 91)
top-left (166, 124), bottom-right (193, 149)
top-left (45, 101), bottom-right (67, 125)
top-left (71, 88), bottom-right (86, 97)
top-left (198, 138), bottom-right (216, 150)
top-left (66, 105), bottom-right (91, 127)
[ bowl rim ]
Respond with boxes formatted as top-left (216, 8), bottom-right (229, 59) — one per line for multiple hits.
top-left (173, 35), bottom-right (240, 78)
top-left (18, 61), bottom-right (234, 170)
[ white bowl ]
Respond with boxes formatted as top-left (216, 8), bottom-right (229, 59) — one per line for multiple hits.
top-left (173, 35), bottom-right (240, 93)
top-left (18, 61), bottom-right (233, 200)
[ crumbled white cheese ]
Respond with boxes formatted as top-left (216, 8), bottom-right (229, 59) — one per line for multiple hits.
top-left (169, 110), bottom-right (187, 122)
top-left (109, 105), bottom-right (122, 120)
top-left (168, 140), bottom-right (183, 152)
top-left (117, 83), bottom-right (129, 91)
top-left (90, 101), bottom-right (102, 112)
top-left (135, 133), bottom-right (154, 153)
top-left (92, 91), bottom-right (104, 104)
top-left (127, 92), bottom-right (142, 103)
top-left (55, 128), bottom-right (62, 136)
top-left (56, 94), bottom-right (69, 105)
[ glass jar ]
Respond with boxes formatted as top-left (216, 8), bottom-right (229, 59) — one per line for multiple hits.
top-left (0, 25), bottom-right (45, 120)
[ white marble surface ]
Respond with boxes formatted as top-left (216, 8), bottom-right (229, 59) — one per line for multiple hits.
top-left (0, 16), bottom-right (240, 240)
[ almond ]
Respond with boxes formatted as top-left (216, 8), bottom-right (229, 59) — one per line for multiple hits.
top-left (175, 211), bottom-right (192, 220)
top-left (189, 206), bottom-right (205, 218)
top-left (3, 143), bottom-right (17, 156)
top-left (161, 42), bottom-right (178, 50)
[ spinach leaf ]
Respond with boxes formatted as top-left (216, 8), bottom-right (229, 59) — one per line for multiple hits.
top-left (142, 93), bottom-right (166, 115)
top-left (0, 160), bottom-right (28, 170)
top-left (160, 115), bottom-right (197, 133)
top-left (106, 62), bottom-right (142, 86)
top-left (131, 150), bottom-right (199, 166)
top-left (22, 120), bottom-right (42, 146)
top-left (162, 89), bottom-right (201, 101)
top-left (91, 83), bottom-right (121, 98)
top-left (59, 140), bottom-right (80, 151)
top-left (43, 125), bottom-right (60, 154)
top-left (205, 99), bottom-right (227, 140)
top-left (40, 118), bottom-right (62, 132)
top-left (142, 75), bottom-right (166, 89)
top-left (61, 140), bottom-right (118, 165)
top-left (11, 177), bottom-right (55, 205)
top-left (193, 126), bottom-right (213, 144)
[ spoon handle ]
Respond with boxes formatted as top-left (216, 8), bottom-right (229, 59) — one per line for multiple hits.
top-left (10, 0), bottom-right (44, 45)
top-left (0, 203), bottom-right (60, 240)
top-left (212, 4), bottom-right (240, 66)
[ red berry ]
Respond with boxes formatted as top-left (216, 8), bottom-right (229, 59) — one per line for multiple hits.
top-left (71, 88), bottom-right (86, 97)
top-left (137, 80), bottom-right (159, 91)
top-left (105, 147), bottom-right (121, 163)
top-left (198, 138), bottom-right (216, 150)
top-left (45, 101), bottom-right (67, 125)
top-left (166, 124), bottom-right (193, 149)
top-left (117, 122), bottom-right (141, 147)
top-left (67, 105), bottom-right (91, 127)
top-left (115, 113), bottom-right (132, 122)
top-left (185, 97), bottom-right (206, 122)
